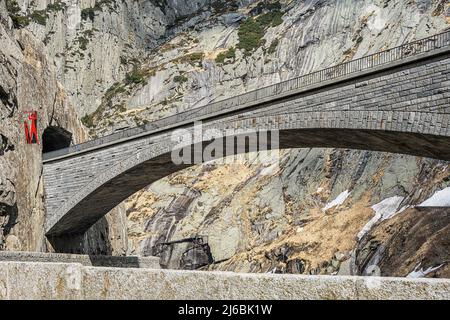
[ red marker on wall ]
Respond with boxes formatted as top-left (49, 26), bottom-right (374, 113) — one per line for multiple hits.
top-left (23, 111), bottom-right (39, 144)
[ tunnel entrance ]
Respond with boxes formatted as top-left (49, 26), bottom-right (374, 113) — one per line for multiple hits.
top-left (42, 126), bottom-right (72, 153)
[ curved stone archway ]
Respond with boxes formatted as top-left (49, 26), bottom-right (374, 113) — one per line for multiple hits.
top-left (44, 110), bottom-right (450, 238)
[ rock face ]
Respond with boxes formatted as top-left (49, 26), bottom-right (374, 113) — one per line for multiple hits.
top-left (0, 0), bottom-right (449, 275)
top-left (355, 207), bottom-right (450, 278)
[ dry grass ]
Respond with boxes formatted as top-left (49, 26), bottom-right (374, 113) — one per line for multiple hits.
top-left (217, 193), bottom-right (374, 272)
top-left (193, 163), bottom-right (254, 194)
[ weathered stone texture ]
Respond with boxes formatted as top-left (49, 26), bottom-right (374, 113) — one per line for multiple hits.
top-left (0, 261), bottom-right (449, 300)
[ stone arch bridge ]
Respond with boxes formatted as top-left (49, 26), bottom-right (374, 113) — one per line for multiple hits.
top-left (43, 31), bottom-right (450, 246)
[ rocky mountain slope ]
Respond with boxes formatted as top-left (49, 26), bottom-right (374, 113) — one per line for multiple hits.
top-left (0, 0), bottom-right (449, 277)
top-left (0, 0), bottom-right (127, 254)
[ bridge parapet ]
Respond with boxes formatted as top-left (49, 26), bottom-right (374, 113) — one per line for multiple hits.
top-left (43, 30), bottom-right (450, 162)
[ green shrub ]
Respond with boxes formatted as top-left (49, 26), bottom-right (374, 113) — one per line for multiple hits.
top-left (211, 0), bottom-right (239, 14)
top-left (215, 47), bottom-right (236, 64)
top-left (125, 68), bottom-right (146, 85)
top-left (256, 11), bottom-right (283, 28)
top-left (6, 0), bottom-right (30, 28)
top-left (11, 15), bottom-right (30, 28)
top-left (83, 29), bottom-right (95, 37)
top-left (105, 82), bottom-right (127, 98)
top-left (174, 75), bottom-right (188, 83)
top-left (268, 38), bottom-right (279, 54)
top-left (175, 52), bottom-right (204, 66)
top-left (106, 82), bottom-right (120, 95)
top-left (30, 10), bottom-right (48, 25)
top-left (237, 1), bottom-right (283, 55)
top-left (254, 0), bottom-right (282, 12)
top-left (237, 18), bottom-right (265, 54)
top-left (186, 52), bottom-right (204, 62)
top-left (6, 0), bottom-right (20, 15)
top-left (6, 0), bottom-right (67, 28)
top-left (114, 86), bottom-right (127, 94)
top-left (47, 1), bottom-right (66, 12)
top-left (81, 0), bottom-right (114, 21)
top-left (77, 36), bottom-right (89, 50)
top-left (236, 9), bottom-right (284, 55)
top-left (81, 114), bottom-right (94, 128)
top-left (81, 7), bottom-right (96, 21)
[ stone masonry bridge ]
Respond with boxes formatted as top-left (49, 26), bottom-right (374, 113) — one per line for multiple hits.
top-left (43, 31), bottom-right (450, 247)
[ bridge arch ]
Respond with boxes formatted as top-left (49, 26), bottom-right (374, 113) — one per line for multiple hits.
top-left (44, 109), bottom-right (450, 239)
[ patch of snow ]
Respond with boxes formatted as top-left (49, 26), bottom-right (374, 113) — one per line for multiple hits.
top-left (259, 161), bottom-right (280, 176)
top-left (364, 4), bottom-right (386, 33)
top-left (375, 196), bottom-right (406, 221)
top-left (67, 4), bottom-right (82, 32)
top-left (357, 196), bottom-right (404, 240)
top-left (418, 187), bottom-right (450, 207)
top-left (322, 190), bottom-right (350, 212)
top-left (407, 264), bottom-right (443, 278)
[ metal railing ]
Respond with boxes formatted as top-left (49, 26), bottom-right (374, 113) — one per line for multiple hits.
top-left (43, 30), bottom-right (450, 161)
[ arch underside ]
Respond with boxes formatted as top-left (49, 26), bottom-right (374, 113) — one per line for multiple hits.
top-left (45, 127), bottom-right (450, 238)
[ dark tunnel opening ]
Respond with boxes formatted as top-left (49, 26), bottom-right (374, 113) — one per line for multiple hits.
top-left (42, 126), bottom-right (73, 153)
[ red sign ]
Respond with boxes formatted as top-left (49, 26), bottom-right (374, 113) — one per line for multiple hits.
top-left (23, 111), bottom-right (39, 144)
